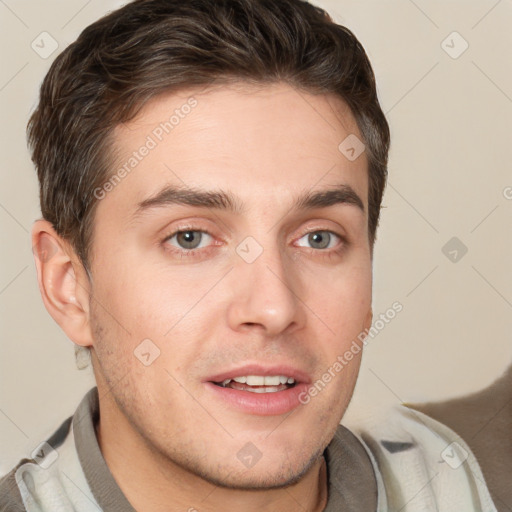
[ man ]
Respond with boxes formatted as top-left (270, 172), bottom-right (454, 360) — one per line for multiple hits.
top-left (0, 0), bottom-right (498, 510)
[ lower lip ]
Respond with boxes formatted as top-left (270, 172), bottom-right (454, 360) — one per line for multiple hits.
top-left (204, 382), bottom-right (309, 416)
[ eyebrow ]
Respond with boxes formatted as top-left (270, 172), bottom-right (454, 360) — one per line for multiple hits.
top-left (132, 183), bottom-right (365, 220)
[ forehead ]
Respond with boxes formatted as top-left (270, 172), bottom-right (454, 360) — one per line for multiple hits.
top-left (102, 81), bottom-right (368, 216)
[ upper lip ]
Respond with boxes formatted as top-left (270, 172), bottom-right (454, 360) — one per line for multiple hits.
top-left (205, 364), bottom-right (312, 384)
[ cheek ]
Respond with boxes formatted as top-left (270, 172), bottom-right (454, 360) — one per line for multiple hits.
top-left (92, 258), bottom-right (179, 331)
top-left (306, 265), bottom-right (372, 340)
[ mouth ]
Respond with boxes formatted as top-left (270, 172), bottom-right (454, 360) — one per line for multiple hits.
top-left (213, 375), bottom-right (297, 394)
top-left (204, 365), bottom-right (310, 416)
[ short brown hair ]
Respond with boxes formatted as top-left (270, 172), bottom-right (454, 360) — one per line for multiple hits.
top-left (28, 0), bottom-right (390, 274)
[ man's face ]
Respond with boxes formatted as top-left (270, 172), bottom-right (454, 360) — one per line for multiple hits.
top-left (87, 82), bottom-right (372, 488)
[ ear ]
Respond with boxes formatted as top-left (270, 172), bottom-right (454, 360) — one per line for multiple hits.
top-left (32, 219), bottom-right (93, 348)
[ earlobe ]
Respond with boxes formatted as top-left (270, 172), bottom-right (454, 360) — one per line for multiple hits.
top-left (364, 307), bottom-right (373, 332)
top-left (32, 219), bottom-right (93, 348)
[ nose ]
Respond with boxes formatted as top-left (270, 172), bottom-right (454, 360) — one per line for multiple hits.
top-left (226, 241), bottom-right (304, 337)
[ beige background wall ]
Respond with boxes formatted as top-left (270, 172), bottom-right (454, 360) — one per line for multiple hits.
top-left (1, 0), bottom-right (511, 474)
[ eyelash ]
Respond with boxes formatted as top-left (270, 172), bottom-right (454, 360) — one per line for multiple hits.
top-left (161, 226), bottom-right (348, 261)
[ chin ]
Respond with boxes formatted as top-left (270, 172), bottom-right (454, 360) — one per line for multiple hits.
top-left (188, 446), bottom-right (325, 491)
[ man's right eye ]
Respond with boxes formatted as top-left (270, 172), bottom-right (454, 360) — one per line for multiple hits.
top-left (161, 228), bottom-right (218, 258)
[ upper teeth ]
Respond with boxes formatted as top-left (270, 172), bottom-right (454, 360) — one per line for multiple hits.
top-left (221, 375), bottom-right (295, 386)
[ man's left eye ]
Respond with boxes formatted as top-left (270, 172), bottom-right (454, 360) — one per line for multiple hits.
top-left (296, 230), bottom-right (341, 250)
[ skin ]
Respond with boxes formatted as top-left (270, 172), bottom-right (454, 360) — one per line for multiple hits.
top-left (32, 81), bottom-right (373, 512)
